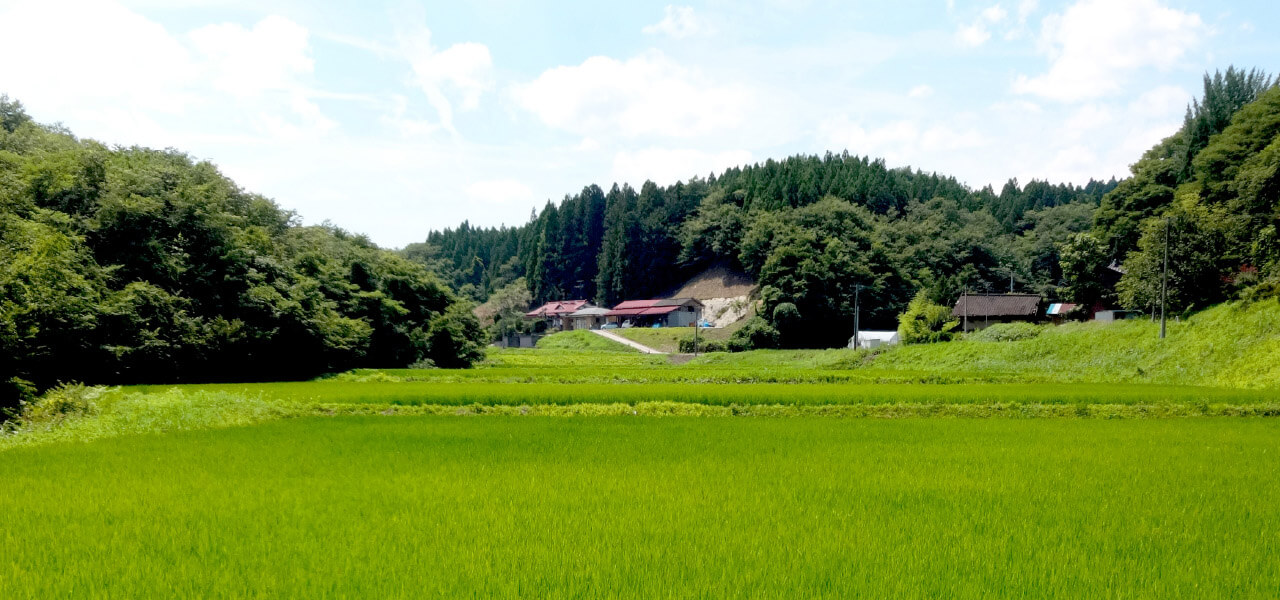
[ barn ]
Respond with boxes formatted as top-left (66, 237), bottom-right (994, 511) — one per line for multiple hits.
top-left (952, 294), bottom-right (1042, 332)
top-left (605, 298), bottom-right (704, 328)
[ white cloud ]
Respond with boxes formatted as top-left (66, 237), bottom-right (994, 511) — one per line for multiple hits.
top-left (0, 0), bottom-right (196, 114)
top-left (395, 13), bottom-right (493, 135)
top-left (188, 16), bottom-right (313, 97)
top-left (956, 23), bottom-right (992, 47)
top-left (1016, 0), bottom-right (1038, 23)
top-left (956, 4), bottom-right (1009, 47)
top-left (1128, 85), bottom-right (1190, 117)
top-left (1061, 104), bottom-right (1116, 140)
top-left (611, 148), bottom-right (752, 187)
top-left (1013, 0), bottom-right (1205, 102)
top-left (512, 51), bottom-right (750, 140)
top-left (1003, 0), bottom-right (1040, 39)
top-left (0, 0), bottom-right (331, 146)
top-left (991, 99), bottom-right (1043, 114)
top-left (908, 84), bottom-right (935, 98)
top-left (466, 180), bottom-right (534, 206)
top-left (642, 5), bottom-right (710, 39)
top-left (982, 5), bottom-right (1008, 23)
top-left (821, 117), bottom-right (985, 164)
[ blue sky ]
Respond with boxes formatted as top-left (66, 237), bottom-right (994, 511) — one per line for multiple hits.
top-left (1, 0), bottom-right (1276, 247)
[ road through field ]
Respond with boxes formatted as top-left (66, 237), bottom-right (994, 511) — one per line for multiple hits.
top-left (591, 329), bottom-right (666, 354)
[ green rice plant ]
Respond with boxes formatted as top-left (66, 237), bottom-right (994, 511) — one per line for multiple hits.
top-left (2, 417), bottom-right (1277, 597)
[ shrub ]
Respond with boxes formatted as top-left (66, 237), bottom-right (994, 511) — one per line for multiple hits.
top-left (728, 317), bottom-right (780, 351)
top-left (897, 291), bottom-right (959, 344)
top-left (16, 383), bottom-right (103, 426)
top-left (679, 338), bottom-right (727, 353)
top-left (425, 304), bottom-right (487, 368)
top-left (967, 322), bottom-right (1044, 342)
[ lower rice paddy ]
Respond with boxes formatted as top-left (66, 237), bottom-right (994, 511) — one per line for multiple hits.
top-left (2, 417), bottom-right (1277, 598)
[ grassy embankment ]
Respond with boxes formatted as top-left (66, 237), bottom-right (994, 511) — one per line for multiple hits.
top-left (2, 417), bottom-right (1278, 597)
top-left (693, 299), bottom-right (1280, 388)
top-left (533, 329), bottom-right (638, 352)
top-left (610, 323), bottom-right (743, 353)
top-left (542, 299), bottom-right (1280, 387)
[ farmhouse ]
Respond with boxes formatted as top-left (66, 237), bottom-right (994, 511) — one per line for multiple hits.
top-left (567, 306), bottom-right (610, 330)
top-left (524, 300), bottom-right (590, 330)
top-left (952, 293), bottom-right (1042, 332)
top-left (605, 298), bottom-right (704, 328)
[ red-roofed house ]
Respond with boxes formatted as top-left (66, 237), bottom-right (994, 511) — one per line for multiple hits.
top-left (605, 298), bottom-right (704, 328)
top-left (524, 300), bottom-right (591, 330)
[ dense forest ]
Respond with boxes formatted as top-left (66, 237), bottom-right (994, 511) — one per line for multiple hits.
top-left (0, 97), bottom-right (485, 414)
top-left (411, 67), bottom-right (1279, 349)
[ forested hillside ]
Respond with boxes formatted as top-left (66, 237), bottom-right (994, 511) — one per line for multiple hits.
top-left (412, 67), bottom-right (1278, 349)
top-left (0, 97), bottom-right (484, 413)
top-left (410, 162), bottom-right (1116, 311)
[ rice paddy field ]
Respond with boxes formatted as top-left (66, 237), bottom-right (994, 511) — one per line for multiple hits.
top-left (3, 417), bottom-right (1279, 597)
top-left (5, 306), bottom-right (1280, 597)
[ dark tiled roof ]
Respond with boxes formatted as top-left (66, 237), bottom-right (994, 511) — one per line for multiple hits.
top-left (952, 294), bottom-right (1041, 318)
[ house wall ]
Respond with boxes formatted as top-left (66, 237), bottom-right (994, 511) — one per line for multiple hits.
top-left (571, 316), bottom-right (605, 330)
top-left (665, 307), bottom-right (699, 327)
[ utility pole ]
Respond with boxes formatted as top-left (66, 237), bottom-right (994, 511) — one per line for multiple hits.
top-left (962, 288), bottom-right (968, 333)
top-left (1009, 271), bottom-right (1014, 294)
top-left (853, 284), bottom-right (861, 350)
top-left (694, 308), bottom-right (700, 356)
top-left (1160, 217), bottom-right (1169, 339)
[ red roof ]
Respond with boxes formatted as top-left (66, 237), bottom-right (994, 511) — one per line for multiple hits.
top-left (611, 299), bottom-right (664, 310)
top-left (604, 298), bottom-right (700, 317)
top-left (525, 300), bottom-right (589, 318)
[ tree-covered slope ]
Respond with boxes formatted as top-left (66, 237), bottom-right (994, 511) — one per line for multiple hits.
top-left (0, 96), bottom-right (484, 413)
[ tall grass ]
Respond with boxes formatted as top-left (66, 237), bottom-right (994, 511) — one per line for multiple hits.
top-left (0, 386), bottom-right (286, 449)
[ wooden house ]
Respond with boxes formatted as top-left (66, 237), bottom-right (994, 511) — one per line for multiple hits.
top-left (952, 294), bottom-right (1042, 332)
